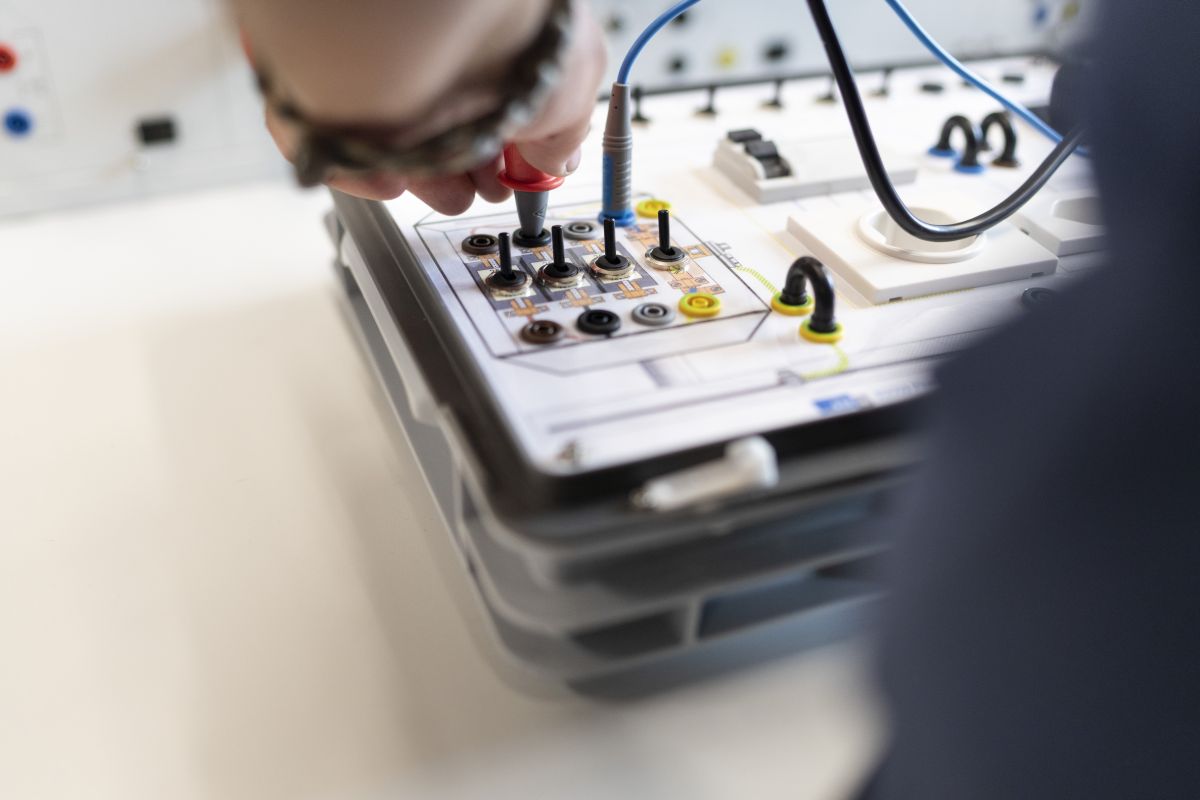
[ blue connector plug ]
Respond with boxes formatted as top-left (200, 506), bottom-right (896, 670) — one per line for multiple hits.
top-left (599, 83), bottom-right (637, 227)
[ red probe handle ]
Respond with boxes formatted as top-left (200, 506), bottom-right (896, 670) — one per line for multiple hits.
top-left (498, 144), bottom-right (565, 192)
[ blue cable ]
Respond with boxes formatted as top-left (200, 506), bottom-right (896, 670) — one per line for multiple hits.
top-left (617, 0), bottom-right (701, 85)
top-left (884, 0), bottom-right (1085, 154)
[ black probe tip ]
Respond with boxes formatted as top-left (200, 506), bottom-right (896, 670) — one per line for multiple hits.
top-left (551, 224), bottom-right (565, 266)
top-left (649, 208), bottom-right (684, 263)
top-left (658, 209), bottom-right (672, 253)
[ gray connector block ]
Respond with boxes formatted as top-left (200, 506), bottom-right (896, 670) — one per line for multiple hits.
top-left (515, 190), bottom-right (548, 239)
top-left (601, 82), bottom-right (635, 223)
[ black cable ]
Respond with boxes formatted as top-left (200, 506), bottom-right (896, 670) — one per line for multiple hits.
top-left (804, 0), bottom-right (1086, 242)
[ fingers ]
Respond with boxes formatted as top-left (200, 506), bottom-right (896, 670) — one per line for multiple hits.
top-left (331, 155), bottom-right (514, 209)
top-left (468, 155), bottom-right (514, 204)
top-left (326, 172), bottom-right (409, 201)
top-left (264, 105), bottom-right (298, 161)
top-left (259, 32), bottom-right (592, 210)
top-left (512, 1), bottom-right (607, 177)
top-left (514, 117), bottom-right (590, 178)
top-left (270, 100), bottom-right (470, 207)
top-left (406, 173), bottom-right (477, 216)
top-left (254, 0), bottom-right (607, 207)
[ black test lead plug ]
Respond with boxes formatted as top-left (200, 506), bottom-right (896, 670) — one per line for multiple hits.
top-left (590, 218), bottom-right (632, 277)
top-left (632, 86), bottom-right (651, 124)
top-left (763, 78), bottom-right (786, 110)
top-left (817, 75), bottom-right (838, 104)
top-left (498, 144), bottom-right (560, 248)
top-left (872, 67), bottom-right (894, 98)
top-left (648, 208), bottom-right (685, 264)
top-left (539, 225), bottom-right (582, 288)
top-left (486, 232), bottom-right (530, 292)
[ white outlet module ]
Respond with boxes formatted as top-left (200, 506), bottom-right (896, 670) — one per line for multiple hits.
top-left (788, 189), bottom-right (1060, 303)
top-left (1014, 190), bottom-right (1107, 257)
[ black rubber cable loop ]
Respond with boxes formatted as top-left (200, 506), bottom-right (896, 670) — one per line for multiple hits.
top-left (779, 261), bottom-right (812, 307)
top-left (933, 115), bottom-right (984, 172)
top-left (793, 257), bottom-right (838, 333)
top-left (981, 111), bottom-right (1021, 168)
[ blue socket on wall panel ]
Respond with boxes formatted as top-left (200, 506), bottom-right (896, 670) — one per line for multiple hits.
top-left (4, 108), bottom-right (34, 138)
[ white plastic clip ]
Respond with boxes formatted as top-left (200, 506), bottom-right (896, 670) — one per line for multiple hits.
top-left (633, 436), bottom-right (780, 512)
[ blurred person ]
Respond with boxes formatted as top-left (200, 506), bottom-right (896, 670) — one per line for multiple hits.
top-left (857, 1), bottom-right (1200, 797)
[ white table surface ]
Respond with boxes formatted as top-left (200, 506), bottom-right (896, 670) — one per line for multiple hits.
top-left (0, 181), bottom-right (882, 800)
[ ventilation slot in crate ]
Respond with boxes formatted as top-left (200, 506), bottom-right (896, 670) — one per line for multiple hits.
top-left (570, 609), bottom-right (688, 659)
top-left (698, 554), bottom-right (883, 640)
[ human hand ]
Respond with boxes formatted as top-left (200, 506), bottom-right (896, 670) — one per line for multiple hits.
top-left (236, 0), bottom-right (606, 214)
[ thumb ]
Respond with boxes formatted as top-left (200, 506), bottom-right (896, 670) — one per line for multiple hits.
top-left (514, 117), bottom-right (590, 178)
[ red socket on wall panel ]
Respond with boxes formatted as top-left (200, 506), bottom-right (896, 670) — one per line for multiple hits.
top-left (0, 44), bottom-right (18, 73)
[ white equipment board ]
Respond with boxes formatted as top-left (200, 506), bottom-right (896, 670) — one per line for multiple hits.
top-left (380, 56), bottom-right (1102, 475)
top-left (593, 0), bottom-right (1094, 89)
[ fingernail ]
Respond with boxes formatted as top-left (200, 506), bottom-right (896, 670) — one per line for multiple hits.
top-left (564, 148), bottom-right (583, 175)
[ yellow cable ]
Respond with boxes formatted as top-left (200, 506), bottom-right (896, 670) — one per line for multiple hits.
top-left (681, 254), bottom-right (847, 379)
top-left (731, 264), bottom-right (779, 297)
top-left (802, 344), bottom-right (850, 381)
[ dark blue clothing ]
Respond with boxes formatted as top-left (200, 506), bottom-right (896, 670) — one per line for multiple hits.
top-left (867, 2), bottom-right (1200, 797)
